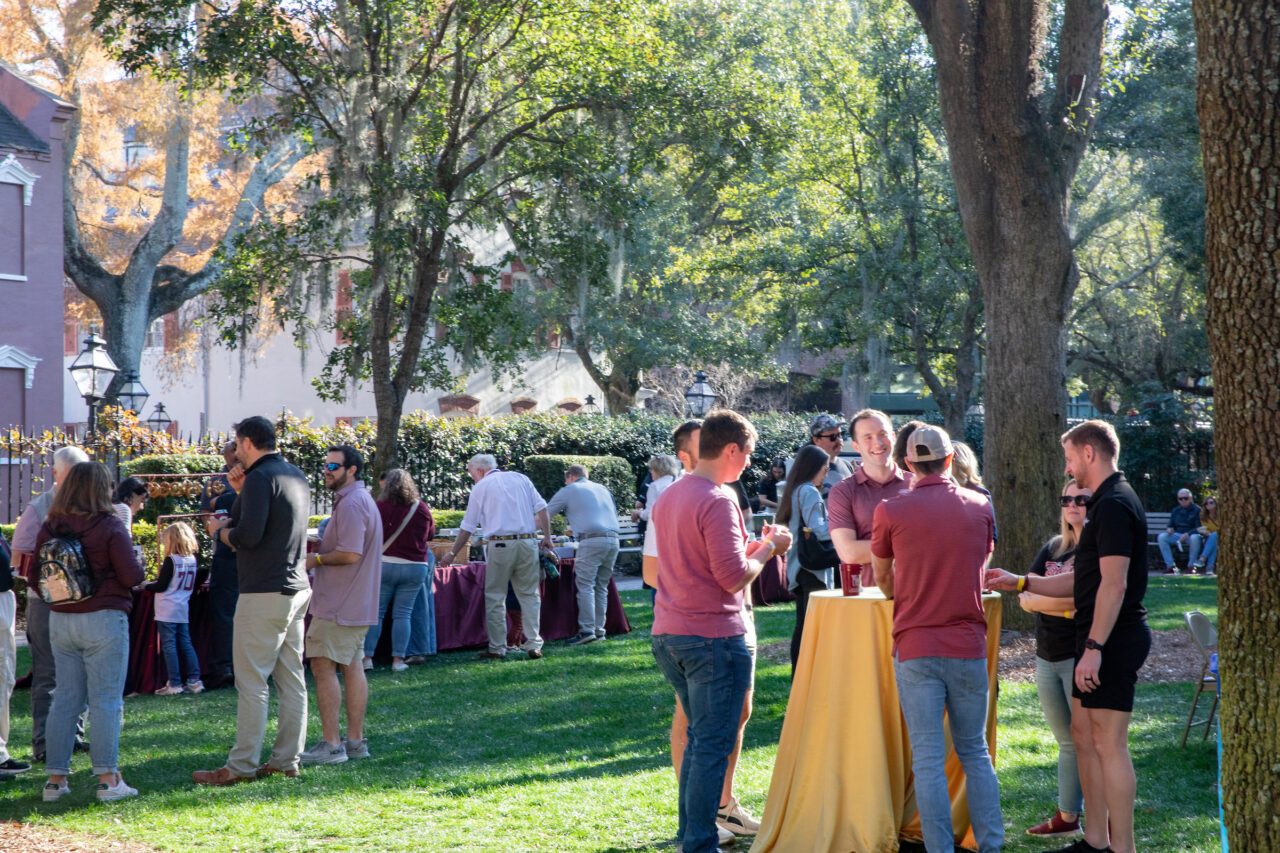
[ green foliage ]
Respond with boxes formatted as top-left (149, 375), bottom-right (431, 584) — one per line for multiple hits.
top-left (524, 455), bottom-right (633, 514)
top-left (431, 509), bottom-right (466, 531)
top-left (1107, 389), bottom-right (1214, 509)
top-left (272, 410), bottom-right (811, 511)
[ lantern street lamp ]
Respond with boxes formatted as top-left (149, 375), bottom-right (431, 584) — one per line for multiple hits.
top-left (67, 332), bottom-right (119, 436)
top-left (146, 402), bottom-right (173, 434)
top-left (683, 370), bottom-right (717, 417)
top-left (583, 394), bottom-right (600, 415)
top-left (116, 370), bottom-right (150, 416)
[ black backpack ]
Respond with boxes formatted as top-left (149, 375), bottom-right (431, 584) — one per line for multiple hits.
top-left (37, 526), bottom-right (98, 605)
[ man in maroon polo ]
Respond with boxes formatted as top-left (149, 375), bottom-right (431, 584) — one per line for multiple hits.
top-left (829, 409), bottom-right (913, 588)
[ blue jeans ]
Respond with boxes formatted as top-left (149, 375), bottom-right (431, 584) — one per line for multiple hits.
top-left (1157, 531), bottom-right (1202, 568)
top-left (1035, 655), bottom-right (1083, 814)
top-left (1200, 532), bottom-right (1218, 569)
top-left (158, 620), bottom-right (202, 687)
top-left (46, 609), bottom-right (130, 776)
top-left (893, 655), bottom-right (1003, 853)
top-left (364, 561), bottom-right (430, 658)
top-left (407, 552), bottom-right (437, 656)
top-left (651, 634), bottom-right (752, 853)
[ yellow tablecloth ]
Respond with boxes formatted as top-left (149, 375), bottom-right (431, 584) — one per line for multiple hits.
top-left (750, 589), bottom-right (1002, 853)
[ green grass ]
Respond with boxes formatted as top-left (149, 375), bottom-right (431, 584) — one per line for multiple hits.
top-left (1142, 573), bottom-right (1217, 631)
top-left (0, 592), bottom-right (1220, 852)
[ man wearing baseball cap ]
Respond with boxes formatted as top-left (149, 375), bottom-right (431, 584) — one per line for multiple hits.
top-left (786, 414), bottom-right (854, 497)
top-left (871, 424), bottom-right (1002, 853)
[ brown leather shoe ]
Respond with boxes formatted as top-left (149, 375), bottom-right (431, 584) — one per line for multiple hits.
top-left (527, 649), bottom-right (544, 660)
top-left (192, 767), bottom-right (255, 786)
top-left (255, 764), bottom-right (300, 779)
top-left (477, 651), bottom-right (505, 660)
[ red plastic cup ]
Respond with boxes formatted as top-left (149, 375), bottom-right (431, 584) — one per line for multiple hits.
top-left (839, 563), bottom-right (862, 596)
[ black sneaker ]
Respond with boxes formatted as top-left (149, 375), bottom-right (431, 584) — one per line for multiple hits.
top-left (1041, 839), bottom-right (1113, 853)
top-left (0, 758), bottom-right (31, 774)
top-left (566, 631), bottom-right (597, 646)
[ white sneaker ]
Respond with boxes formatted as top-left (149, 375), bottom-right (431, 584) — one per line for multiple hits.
top-left (43, 781), bottom-right (70, 802)
top-left (718, 825), bottom-right (735, 845)
top-left (299, 739), bottom-right (348, 766)
top-left (155, 684), bottom-right (184, 696)
top-left (185, 680), bottom-right (205, 694)
top-left (717, 795), bottom-right (761, 835)
top-left (391, 660), bottom-right (409, 672)
top-left (97, 776), bottom-right (138, 802)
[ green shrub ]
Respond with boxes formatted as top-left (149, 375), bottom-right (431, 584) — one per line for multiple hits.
top-left (432, 509), bottom-right (466, 531)
top-left (525, 455), bottom-right (634, 515)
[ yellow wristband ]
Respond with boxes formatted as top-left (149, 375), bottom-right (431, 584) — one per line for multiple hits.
top-left (316, 553), bottom-right (323, 566)
top-left (1064, 610), bottom-right (1071, 619)
top-left (1017, 576), bottom-right (1026, 592)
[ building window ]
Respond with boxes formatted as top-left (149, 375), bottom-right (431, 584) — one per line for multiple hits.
top-left (143, 318), bottom-right (165, 350)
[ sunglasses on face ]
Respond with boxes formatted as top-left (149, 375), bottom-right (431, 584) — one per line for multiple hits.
top-left (323, 462), bottom-right (344, 472)
top-left (1060, 495), bottom-right (1089, 507)
top-left (1179, 496), bottom-right (1192, 501)
top-left (815, 432), bottom-right (842, 441)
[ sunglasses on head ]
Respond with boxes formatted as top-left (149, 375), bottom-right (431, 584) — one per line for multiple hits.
top-left (1059, 495), bottom-right (1089, 507)
top-left (323, 462), bottom-right (344, 471)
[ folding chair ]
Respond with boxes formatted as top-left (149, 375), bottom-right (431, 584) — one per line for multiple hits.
top-left (1180, 610), bottom-right (1218, 746)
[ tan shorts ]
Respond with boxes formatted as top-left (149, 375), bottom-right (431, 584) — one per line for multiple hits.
top-left (305, 617), bottom-right (367, 666)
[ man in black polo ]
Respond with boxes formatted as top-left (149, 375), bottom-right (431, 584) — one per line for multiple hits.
top-left (195, 416), bottom-right (312, 785)
top-left (987, 419), bottom-right (1150, 853)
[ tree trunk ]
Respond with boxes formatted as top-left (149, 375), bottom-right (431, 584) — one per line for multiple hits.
top-left (1193, 3), bottom-right (1280, 848)
top-left (907, 1), bottom-right (1107, 627)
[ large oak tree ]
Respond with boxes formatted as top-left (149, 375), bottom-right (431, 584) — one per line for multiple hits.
top-left (1193, 1), bottom-right (1280, 848)
top-left (904, 0), bottom-right (1108, 572)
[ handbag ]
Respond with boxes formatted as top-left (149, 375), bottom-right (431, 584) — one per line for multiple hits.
top-left (794, 486), bottom-right (840, 572)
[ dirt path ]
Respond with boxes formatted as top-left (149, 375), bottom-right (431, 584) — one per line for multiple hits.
top-left (0, 822), bottom-right (160, 852)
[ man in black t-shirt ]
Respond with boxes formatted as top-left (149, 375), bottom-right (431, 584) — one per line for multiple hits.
top-left (987, 419), bottom-right (1149, 853)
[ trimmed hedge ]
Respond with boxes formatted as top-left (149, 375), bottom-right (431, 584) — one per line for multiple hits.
top-left (525, 455), bottom-right (633, 514)
top-left (275, 410), bottom-right (813, 511)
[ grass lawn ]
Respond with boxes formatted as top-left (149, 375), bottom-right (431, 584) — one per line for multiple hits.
top-left (0, 585), bottom-right (1219, 852)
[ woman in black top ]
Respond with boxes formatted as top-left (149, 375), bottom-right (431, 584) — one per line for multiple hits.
top-left (1018, 479), bottom-right (1091, 838)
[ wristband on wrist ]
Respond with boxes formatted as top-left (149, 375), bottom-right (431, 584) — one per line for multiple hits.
top-left (316, 553), bottom-right (323, 566)
top-left (1064, 610), bottom-right (1071, 619)
top-left (1016, 576), bottom-right (1027, 592)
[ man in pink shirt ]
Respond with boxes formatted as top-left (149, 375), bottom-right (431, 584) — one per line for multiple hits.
top-left (830, 408), bottom-right (913, 587)
top-left (652, 410), bottom-right (792, 853)
top-left (871, 425), bottom-right (1001, 853)
top-left (301, 445), bottom-right (383, 767)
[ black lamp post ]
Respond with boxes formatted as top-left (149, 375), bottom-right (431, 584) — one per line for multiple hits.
top-left (683, 370), bottom-right (717, 417)
top-left (583, 394), bottom-right (600, 415)
top-left (67, 332), bottom-right (119, 436)
top-left (146, 402), bottom-right (173, 434)
top-left (116, 370), bottom-right (150, 415)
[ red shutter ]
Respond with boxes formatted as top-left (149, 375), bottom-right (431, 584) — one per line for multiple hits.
top-left (546, 330), bottom-right (561, 349)
top-left (64, 319), bottom-right (79, 356)
top-left (500, 273), bottom-right (513, 292)
top-left (434, 323), bottom-right (446, 341)
top-left (335, 270), bottom-right (352, 345)
top-left (166, 420), bottom-right (179, 437)
top-left (510, 258), bottom-right (526, 273)
top-left (163, 314), bottom-right (178, 351)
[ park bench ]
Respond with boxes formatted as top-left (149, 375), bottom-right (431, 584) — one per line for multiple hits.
top-left (1146, 510), bottom-right (1194, 571)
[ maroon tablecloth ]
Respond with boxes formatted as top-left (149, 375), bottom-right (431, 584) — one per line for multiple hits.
top-left (433, 558), bottom-right (631, 651)
top-left (751, 555), bottom-right (794, 605)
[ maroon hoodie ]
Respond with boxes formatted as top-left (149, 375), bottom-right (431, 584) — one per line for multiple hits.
top-left (35, 512), bottom-right (145, 615)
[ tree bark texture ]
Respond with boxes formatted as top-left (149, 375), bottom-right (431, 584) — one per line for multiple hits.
top-left (1193, 3), bottom-right (1280, 848)
top-left (907, 1), bottom-right (1107, 628)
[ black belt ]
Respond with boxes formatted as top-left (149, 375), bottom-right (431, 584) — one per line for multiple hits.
top-left (486, 532), bottom-right (538, 541)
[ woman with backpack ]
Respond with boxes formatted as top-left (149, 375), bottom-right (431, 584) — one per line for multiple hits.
top-left (35, 462), bottom-right (145, 803)
top-left (776, 444), bottom-right (835, 675)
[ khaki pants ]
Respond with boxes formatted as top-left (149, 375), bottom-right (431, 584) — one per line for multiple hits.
top-left (227, 589), bottom-right (311, 776)
top-left (484, 540), bottom-right (542, 654)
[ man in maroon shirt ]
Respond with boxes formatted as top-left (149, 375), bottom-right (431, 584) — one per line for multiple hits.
top-left (829, 409), bottom-right (913, 587)
top-left (871, 425), bottom-right (1001, 853)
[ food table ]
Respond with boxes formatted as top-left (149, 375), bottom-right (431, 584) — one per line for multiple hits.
top-left (749, 589), bottom-right (1001, 853)
top-left (433, 558), bottom-right (631, 651)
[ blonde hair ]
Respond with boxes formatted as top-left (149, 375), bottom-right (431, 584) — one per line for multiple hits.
top-left (951, 441), bottom-right (984, 490)
top-left (1050, 479), bottom-right (1087, 559)
top-left (162, 522), bottom-right (198, 557)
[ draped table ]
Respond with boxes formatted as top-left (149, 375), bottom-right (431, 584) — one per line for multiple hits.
top-left (749, 589), bottom-right (1001, 853)
top-left (126, 557), bottom-right (633, 692)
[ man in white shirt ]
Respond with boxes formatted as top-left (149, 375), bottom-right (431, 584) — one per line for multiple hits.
top-left (445, 455), bottom-right (554, 660)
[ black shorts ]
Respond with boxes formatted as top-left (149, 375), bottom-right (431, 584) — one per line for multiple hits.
top-left (1073, 622), bottom-right (1151, 712)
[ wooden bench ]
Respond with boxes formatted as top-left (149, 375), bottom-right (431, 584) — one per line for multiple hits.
top-left (1146, 511), bottom-right (1197, 571)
